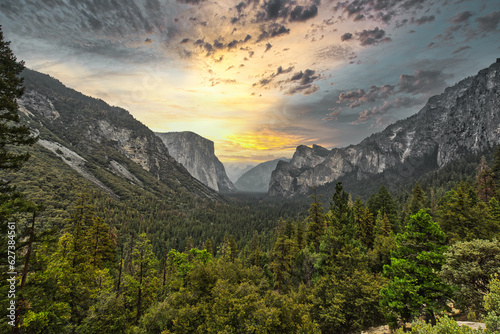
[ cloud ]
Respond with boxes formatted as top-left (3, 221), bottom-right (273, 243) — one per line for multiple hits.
top-left (290, 69), bottom-right (319, 85)
top-left (253, 65), bottom-right (295, 87)
top-left (475, 11), bottom-right (500, 33)
top-left (257, 23), bottom-right (290, 41)
top-left (285, 84), bottom-right (319, 95)
top-left (450, 11), bottom-right (473, 24)
top-left (265, 42), bottom-right (273, 52)
top-left (177, 0), bottom-right (207, 4)
top-left (289, 5), bottom-right (319, 22)
top-left (410, 15), bottom-right (435, 25)
top-left (333, 0), bottom-right (432, 24)
top-left (355, 27), bottom-right (391, 46)
top-left (322, 107), bottom-right (342, 121)
top-left (452, 45), bottom-right (471, 54)
top-left (337, 85), bottom-right (395, 108)
top-left (341, 32), bottom-right (353, 41)
top-left (352, 96), bottom-right (420, 124)
top-left (398, 69), bottom-right (453, 95)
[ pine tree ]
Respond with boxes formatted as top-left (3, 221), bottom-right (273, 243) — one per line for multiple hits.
top-left (381, 210), bottom-right (452, 329)
top-left (0, 26), bottom-right (36, 172)
top-left (307, 191), bottom-right (325, 253)
top-left (368, 185), bottom-right (399, 232)
top-left (408, 182), bottom-right (427, 215)
top-left (476, 155), bottom-right (496, 202)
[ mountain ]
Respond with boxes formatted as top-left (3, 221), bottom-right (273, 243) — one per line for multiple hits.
top-left (269, 59), bottom-right (500, 197)
top-left (155, 131), bottom-right (236, 193)
top-left (18, 69), bottom-right (221, 202)
top-left (224, 163), bottom-right (255, 183)
top-left (235, 157), bottom-right (290, 192)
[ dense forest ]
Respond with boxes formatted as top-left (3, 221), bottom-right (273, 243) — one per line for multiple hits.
top-left (2, 28), bottom-right (500, 334)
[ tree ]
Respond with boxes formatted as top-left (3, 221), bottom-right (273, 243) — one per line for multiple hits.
top-left (440, 239), bottom-right (500, 314)
top-left (353, 197), bottom-right (374, 249)
top-left (307, 191), bottom-right (325, 253)
top-left (437, 182), bottom-right (499, 242)
top-left (0, 28), bottom-right (38, 333)
top-left (381, 210), bottom-right (452, 329)
top-left (0, 26), bottom-right (36, 171)
top-left (368, 185), bottom-right (399, 232)
top-left (408, 182), bottom-right (427, 215)
top-left (476, 156), bottom-right (496, 202)
top-left (0, 26), bottom-right (37, 208)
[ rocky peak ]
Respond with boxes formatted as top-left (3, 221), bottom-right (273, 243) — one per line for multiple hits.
top-left (269, 60), bottom-right (500, 197)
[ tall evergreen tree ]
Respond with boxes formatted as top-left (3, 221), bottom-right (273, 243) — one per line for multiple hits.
top-left (408, 182), bottom-right (427, 215)
top-left (476, 155), bottom-right (496, 202)
top-left (381, 210), bottom-right (451, 329)
top-left (368, 185), bottom-right (399, 232)
top-left (307, 191), bottom-right (325, 253)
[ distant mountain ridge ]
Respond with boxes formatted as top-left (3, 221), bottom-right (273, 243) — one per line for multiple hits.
top-left (269, 60), bottom-right (500, 197)
top-left (155, 131), bottom-right (236, 193)
top-left (235, 157), bottom-right (290, 192)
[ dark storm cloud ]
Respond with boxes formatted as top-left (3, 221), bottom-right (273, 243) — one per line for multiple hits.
top-left (398, 69), bottom-right (453, 95)
top-left (475, 11), bottom-right (500, 33)
top-left (341, 32), bottom-right (353, 41)
top-left (450, 11), bottom-right (473, 24)
top-left (355, 27), bottom-right (391, 46)
top-left (410, 15), bottom-right (435, 25)
top-left (289, 5), bottom-right (319, 22)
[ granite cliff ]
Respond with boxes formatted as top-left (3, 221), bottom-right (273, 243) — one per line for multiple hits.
top-left (155, 132), bottom-right (236, 193)
top-left (269, 60), bottom-right (500, 197)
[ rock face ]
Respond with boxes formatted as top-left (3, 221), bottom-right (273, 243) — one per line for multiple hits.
top-left (269, 60), bottom-right (500, 197)
top-left (155, 132), bottom-right (236, 193)
top-left (19, 69), bottom-right (221, 201)
top-left (235, 157), bottom-right (290, 192)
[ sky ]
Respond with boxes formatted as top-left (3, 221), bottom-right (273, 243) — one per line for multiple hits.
top-left (1, 0), bottom-right (500, 165)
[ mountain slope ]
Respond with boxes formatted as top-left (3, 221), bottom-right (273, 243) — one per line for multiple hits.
top-left (19, 69), bottom-right (222, 202)
top-left (155, 131), bottom-right (236, 193)
top-left (235, 157), bottom-right (290, 192)
top-left (269, 60), bottom-right (500, 197)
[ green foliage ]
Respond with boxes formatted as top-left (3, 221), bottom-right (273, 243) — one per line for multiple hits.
top-left (394, 316), bottom-right (484, 334)
top-left (368, 185), bottom-right (399, 233)
top-left (437, 182), bottom-right (499, 242)
top-left (441, 239), bottom-right (500, 314)
top-left (382, 210), bottom-right (452, 329)
top-left (307, 192), bottom-right (325, 253)
top-left (484, 275), bottom-right (500, 333)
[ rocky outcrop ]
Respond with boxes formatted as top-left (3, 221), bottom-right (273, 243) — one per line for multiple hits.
top-left (269, 60), bottom-right (500, 197)
top-left (235, 157), bottom-right (290, 192)
top-left (155, 132), bottom-right (236, 193)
